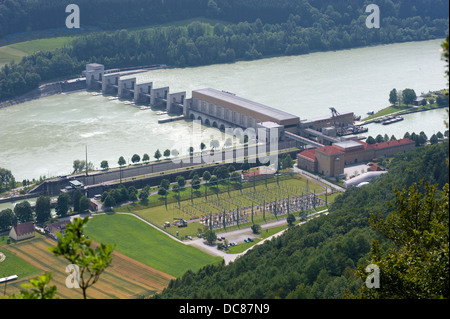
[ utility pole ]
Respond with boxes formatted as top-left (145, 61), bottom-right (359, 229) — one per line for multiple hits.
top-left (85, 145), bottom-right (88, 176)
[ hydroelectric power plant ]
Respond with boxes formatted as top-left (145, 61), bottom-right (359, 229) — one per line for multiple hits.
top-left (84, 63), bottom-right (366, 149)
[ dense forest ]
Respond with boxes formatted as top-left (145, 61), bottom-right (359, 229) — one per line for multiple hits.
top-left (0, 0), bottom-right (448, 101)
top-left (152, 142), bottom-right (449, 299)
top-left (1, 0), bottom-right (449, 39)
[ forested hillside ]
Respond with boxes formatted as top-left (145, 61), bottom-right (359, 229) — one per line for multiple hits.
top-left (153, 142), bottom-right (449, 299)
top-left (1, 0), bottom-right (448, 39)
top-left (0, 0), bottom-right (448, 101)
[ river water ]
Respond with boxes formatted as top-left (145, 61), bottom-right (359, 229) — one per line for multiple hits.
top-left (0, 39), bottom-right (448, 183)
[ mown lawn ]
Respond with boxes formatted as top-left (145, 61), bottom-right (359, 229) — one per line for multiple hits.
top-left (0, 244), bottom-right (41, 279)
top-left (84, 213), bottom-right (222, 278)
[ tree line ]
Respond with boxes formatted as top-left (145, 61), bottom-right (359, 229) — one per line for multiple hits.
top-left (1, 0), bottom-right (449, 101)
top-left (1, 0), bottom-right (449, 39)
top-left (0, 189), bottom-right (91, 231)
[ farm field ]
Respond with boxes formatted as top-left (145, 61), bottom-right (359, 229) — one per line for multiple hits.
top-left (84, 214), bottom-right (222, 278)
top-left (1, 234), bottom-right (175, 299)
top-left (0, 37), bottom-right (74, 67)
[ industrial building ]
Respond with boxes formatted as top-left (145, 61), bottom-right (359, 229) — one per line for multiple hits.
top-left (297, 138), bottom-right (415, 177)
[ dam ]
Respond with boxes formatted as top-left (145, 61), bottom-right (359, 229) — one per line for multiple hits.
top-left (84, 63), bottom-right (363, 149)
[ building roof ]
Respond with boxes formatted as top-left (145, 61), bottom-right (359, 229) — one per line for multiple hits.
top-left (317, 145), bottom-right (345, 156)
top-left (192, 88), bottom-right (300, 125)
top-left (370, 138), bottom-right (415, 150)
top-left (334, 140), bottom-right (364, 150)
top-left (46, 220), bottom-right (70, 235)
top-left (13, 222), bottom-right (34, 236)
top-left (298, 149), bottom-right (317, 161)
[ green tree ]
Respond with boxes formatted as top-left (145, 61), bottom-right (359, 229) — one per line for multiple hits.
top-left (366, 136), bottom-right (376, 144)
top-left (202, 171), bottom-right (211, 182)
top-left (7, 273), bottom-right (57, 299)
top-left (35, 196), bottom-right (51, 224)
top-left (118, 156), bottom-right (126, 167)
top-left (131, 154), bottom-right (140, 164)
top-left (0, 168), bottom-right (14, 192)
top-left (49, 216), bottom-right (115, 299)
top-left (251, 223), bottom-right (261, 234)
top-left (154, 149), bottom-right (162, 161)
top-left (158, 187), bottom-right (167, 196)
top-left (210, 139), bottom-right (220, 150)
top-left (430, 134), bottom-right (439, 145)
top-left (100, 160), bottom-right (109, 170)
top-left (354, 181), bottom-right (449, 299)
top-left (402, 88), bottom-right (417, 105)
top-left (176, 175), bottom-right (186, 188)
top-left (102, 193), bottom-right (115, 209)
top-left (164, 149), bottom-right (171, 159)
top-left (192, 177), bottom-right (201, 190)
top-left (287, 213), bottom-right (296, 226)
top-left (160, 179), bottom-right (170, 190)
top-left (142, 153), bottom-right (150, 163)
top-left (79, 196), bottom-right (91, 212)
top-left (14, 201), bottom-right (33, 223)
top-left (203, 229), bottom-right (217, 245)
top-left (0, 208), bottom-right (14, 231)
top-left (375, 134), bottom-right (384, 143)
top-left (281, 154), bottom-right (294, 169)
top-left (389, 88), bottom-right (398, 105)
top-left (55, 193), bottom-right (70, 217)
top-left (72, 189), bottom-right (82, 213)
top-left (72, 160), bottom-right (86, 174)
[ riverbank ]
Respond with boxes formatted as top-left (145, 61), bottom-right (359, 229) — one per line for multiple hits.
top-left (359, 89), bottom-right (449, 125)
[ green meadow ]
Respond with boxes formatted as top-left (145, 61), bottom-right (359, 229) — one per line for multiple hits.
top-left (84, 213), bottom-right (222, 278)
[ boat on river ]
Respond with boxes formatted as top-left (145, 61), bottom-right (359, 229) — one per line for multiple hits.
top-left (382, 116), bottom-right (404, 125)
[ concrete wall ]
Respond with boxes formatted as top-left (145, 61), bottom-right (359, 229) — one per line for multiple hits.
top-left (166, 91), bottom-right (185, 113)
top-left (118, 78), bottom-right (136, 99)
top-left (102, 73), bottom-right (120, 94)
top-left (134, 82), bottom-right (153, 103)
top-left (86, 64), bottom-right (105, 89)
top-left (150, 87), bottom-right (169, 106)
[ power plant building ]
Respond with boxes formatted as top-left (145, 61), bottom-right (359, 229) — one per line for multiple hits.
top-left (297, 138), bottom-right (415, 177)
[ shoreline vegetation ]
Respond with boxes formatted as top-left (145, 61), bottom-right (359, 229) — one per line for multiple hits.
top-left (360, 88), bottom-right (449, 124)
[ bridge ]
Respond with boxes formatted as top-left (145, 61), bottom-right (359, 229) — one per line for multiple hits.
top-left (301, 128), bottom-right (341, 144)
top-left (282, 131), bottom-right (325, 148)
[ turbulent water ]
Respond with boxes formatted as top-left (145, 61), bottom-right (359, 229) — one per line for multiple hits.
top-left (0, 39), bottom-right (447, 181)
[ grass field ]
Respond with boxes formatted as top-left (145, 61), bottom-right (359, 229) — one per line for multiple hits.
top-left (0, 17), bottom-right (225, 67)
top-left (84, 214), bottom-right (222, 278)
top-left (1, 233), bottom-right (175, 299)
top-left (0, 37), bottom-right (75, 67)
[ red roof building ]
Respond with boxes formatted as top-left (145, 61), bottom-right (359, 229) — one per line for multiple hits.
top-left (297, 138), bottom-right (415, 177)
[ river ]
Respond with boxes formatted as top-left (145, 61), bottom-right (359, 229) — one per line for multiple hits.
top-left (0, 39), bottom-right (448, 183)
